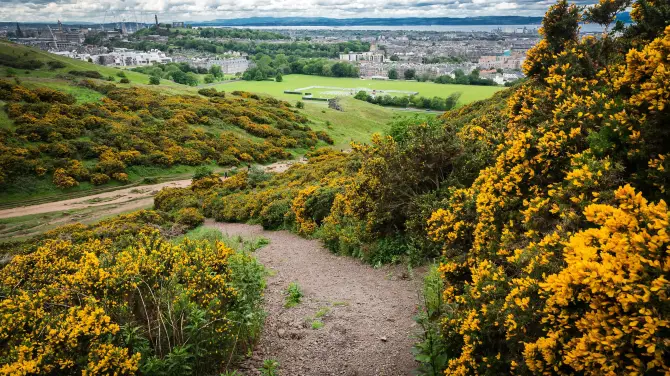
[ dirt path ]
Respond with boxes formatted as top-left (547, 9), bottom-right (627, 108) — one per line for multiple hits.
top-left (0, 162), bottom-right (295, 220)
top-left (205, 220), bottom-right (422, 376)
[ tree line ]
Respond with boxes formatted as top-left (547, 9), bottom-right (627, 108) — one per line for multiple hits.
top-left (354, 90), bottom-right (461, 111)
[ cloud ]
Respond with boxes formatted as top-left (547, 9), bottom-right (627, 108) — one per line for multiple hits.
top-left (0, 0), bottom-right (598, 22)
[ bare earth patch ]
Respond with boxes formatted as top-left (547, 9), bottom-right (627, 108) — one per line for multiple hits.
top-left (205, 220), bottom-right (423, 376)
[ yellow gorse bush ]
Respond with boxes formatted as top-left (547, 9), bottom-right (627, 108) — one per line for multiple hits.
top-left (425, 1), bottom-right (670, 374)
top-left (0, 227), bottom-right (264, 374)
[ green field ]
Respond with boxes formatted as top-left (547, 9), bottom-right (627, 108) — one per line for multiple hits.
top-left (212, 74), bottom-right (503, 104)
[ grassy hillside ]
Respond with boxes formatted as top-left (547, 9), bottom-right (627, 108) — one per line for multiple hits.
top-left (0, 40), bottom-right (187, 92)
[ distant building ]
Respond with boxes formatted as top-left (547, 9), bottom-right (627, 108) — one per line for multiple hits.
top-left (172, 22), bottom-right (185, 28)
top-left (340, 51), bottom-right (385, 63)
top-left (183, 57), bottom-right (251, 74)
top-left (478, 52), bottom-right (526, 70)
top-left (53, 48), bottom-right (172, 66)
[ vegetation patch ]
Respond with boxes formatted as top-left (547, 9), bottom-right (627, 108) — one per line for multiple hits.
top-left (0, 210), bottom-right (266, 374)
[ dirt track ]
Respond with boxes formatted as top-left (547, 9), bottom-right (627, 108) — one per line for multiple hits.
top-left (0, 162), bottom-right (294, 220)
top-left (206, 221), bottom-right (423, 376)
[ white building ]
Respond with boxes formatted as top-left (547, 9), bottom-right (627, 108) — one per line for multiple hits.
top-left (52, 48), bottom-right (172, 66)
top-left (187, 57), bottom-right (251, 74)
top-left (340, 51), bottom-right (385, 63)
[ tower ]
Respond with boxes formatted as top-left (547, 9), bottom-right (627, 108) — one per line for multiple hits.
top-left (155, 15), bottom-right (159, 29)
top-left (16, 23), bottom-right (23, 38)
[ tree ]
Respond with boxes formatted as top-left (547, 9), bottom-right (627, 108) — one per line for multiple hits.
top-left (354, 91), bottom-right (370, 101)
top-left (390, 55), bottom-right (400, 61)
top-left (388, 69), bottom-right (398, 80)
top-left (275, 72), bottom-right (283, 82)
top-left (404, 69), bottom-right (416, 80)
top-left (209, 65), bottom-right (223, 78)
top-left (149, 76), bottom-right (160, 85)
top-left (445, 92), bottom-right (461, 110)
top-left (204, 74), bottom-right (215, 84)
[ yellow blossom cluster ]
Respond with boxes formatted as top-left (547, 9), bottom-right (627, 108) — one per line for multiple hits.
top-left (424, 1), bottom-right (670, 374)
top-left (0, 225), bottom-right (263, 374)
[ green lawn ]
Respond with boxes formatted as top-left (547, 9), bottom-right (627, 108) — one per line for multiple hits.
top-left (212, 74), bottom-right (503, 105)
top-left (299, 97), bottom-right (402, 149)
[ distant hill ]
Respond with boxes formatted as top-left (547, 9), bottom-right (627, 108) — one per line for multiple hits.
top-left (193, 14), bottom-right (630, 27)
top-left (2, 12), bottom-right (631, 28)
top-left (195, 16), bottom-right (545, 27)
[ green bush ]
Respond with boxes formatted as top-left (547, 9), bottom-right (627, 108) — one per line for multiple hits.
top-left (259, 199), bottom-right (291, 229)
top-left (47, 61), bottom-right (66, 70)
top-left (68, 70), bottom-right (104, 79)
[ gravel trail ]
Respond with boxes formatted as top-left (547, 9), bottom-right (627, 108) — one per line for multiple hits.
top-left (205, 220), bottom-right (423, 376)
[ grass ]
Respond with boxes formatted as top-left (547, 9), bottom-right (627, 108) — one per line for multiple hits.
top-left (0, 40), bottom-right (192, 93)
top-left (0, 100), bottom-right (11, 130)
top-left (311, 319), bottom-right (324, 330)
top-left (315, 306), bottom-right (330, 318)
top-left (213, 74), bottom-right (503, 104)
top-left (173, 226), bottom-right (270, 253)
top-left (300, 97), bottom-right (400, 149)
top-left (284, 282), bottom-right (304, 308)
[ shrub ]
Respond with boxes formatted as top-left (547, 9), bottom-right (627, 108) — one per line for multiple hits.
top-left (119, 78), bottom-right (130, 84)
top-left (149, 76), bottom-right (160, 85)
top-left (154, 187), bottom-right (199, 212)
top-left (68, 70), bottom-right (104, 79)
top-left (47, 61), bottom-right (67, 70)
top-left (90, 173), bottom-right (110, 185)
top-left (0, 229), bottom-right (265, 375)
top-left (296, 101), bottom-right (305, 109)
top-left (52, 168), bottom-right (78, 189)
top-left (175, 207), bottom-right (205, 228)
top-left (198, 88), bottom-right (225, 97)
top-left (112, 172), bottom-right (129, 182)
top-left (193, 166), bottom-right (214, 180)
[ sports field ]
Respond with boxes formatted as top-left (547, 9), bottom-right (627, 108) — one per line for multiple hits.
top-left (213, 74), bottom-right (504, 105)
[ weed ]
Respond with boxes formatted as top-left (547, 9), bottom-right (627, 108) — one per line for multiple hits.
top-left (311, 320), bottom-right (324, 330)
top-left (315, 307), bottom-right (330, 318)
top-left (260, 359), bottom-right (280, 376)
top-left (284, 282), bottom-right (303, 308)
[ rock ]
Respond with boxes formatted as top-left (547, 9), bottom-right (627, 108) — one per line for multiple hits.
top-left (277, 328), bottom-right (286, 337)
top-left (379, 336), bottom-right (388, 342)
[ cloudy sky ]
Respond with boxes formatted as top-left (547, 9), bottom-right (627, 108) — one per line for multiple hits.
top-left (1, 0), bottom-right (593, 23)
